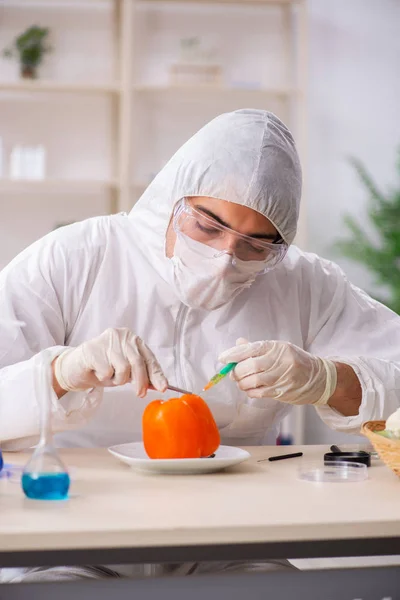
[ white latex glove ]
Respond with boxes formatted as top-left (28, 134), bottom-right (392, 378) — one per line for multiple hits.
top-left (219, 338), bottom-right (337, 406)
top-left (54, 328), bottom-right (168, 398)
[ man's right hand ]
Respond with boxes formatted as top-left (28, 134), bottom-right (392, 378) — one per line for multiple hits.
top-left (52, 328), bottom-right (168, 399)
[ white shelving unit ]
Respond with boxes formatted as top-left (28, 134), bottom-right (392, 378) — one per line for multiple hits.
top-left (0, 0), bottom-right (307, 231)
top-left (0, 0), bottom-right (307, 443)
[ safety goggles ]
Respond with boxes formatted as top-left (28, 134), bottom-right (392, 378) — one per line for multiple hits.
top-left (173, 199), bottom-right (288, 266)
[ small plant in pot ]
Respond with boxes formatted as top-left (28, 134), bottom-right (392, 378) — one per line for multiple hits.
top-left (3, 25), bottom-right (52, 79)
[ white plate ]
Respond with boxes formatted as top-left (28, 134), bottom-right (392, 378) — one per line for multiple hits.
top-left (108, 442), bottom-right (250, 475)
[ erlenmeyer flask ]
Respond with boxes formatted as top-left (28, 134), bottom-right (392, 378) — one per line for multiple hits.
top-left (22, 354), bottom-right (70, 500)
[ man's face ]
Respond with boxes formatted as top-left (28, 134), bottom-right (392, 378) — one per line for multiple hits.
top-left (166, 196), bottom-right (279, 258)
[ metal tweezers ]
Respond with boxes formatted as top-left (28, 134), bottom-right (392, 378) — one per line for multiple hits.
top-left (167, 384), bottom-right (193, 395)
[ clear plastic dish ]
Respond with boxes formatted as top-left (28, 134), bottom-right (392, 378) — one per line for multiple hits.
top-left (298, 460), bottom-right (368, 483)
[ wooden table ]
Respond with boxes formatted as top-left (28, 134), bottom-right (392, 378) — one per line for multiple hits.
top-left (1, 445), bottom-right (400, 599)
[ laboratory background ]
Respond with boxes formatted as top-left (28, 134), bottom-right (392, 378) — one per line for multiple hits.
top-left (0, 0), bottom-right (399, 447)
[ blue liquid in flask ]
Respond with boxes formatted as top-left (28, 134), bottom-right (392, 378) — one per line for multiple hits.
top-left (22, 472), bottom-right (70, 501)
top-left (23, 358), bottom-right (71, 501)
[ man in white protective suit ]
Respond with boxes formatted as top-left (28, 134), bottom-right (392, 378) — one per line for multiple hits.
top-left (1, 109), bottom-right (400, 582)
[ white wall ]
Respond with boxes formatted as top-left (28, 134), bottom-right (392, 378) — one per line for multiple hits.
top-left (304, 0), bottom-right (400, 444)
top-left (307, 0), bottom-right (400, 285)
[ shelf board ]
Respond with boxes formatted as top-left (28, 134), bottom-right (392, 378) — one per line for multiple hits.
top-left (141, 0), bottom-right (299, 5)
top-left (1, 0), bottom-right (114, 7)
top-left (0, 179), bottom-right (118, 194)
top-left (6, 0), bottom-right (299, 3)
top-left (0, 81), bottom-right (120, 95)
top-left (134, 84), bottom-right (299, 97)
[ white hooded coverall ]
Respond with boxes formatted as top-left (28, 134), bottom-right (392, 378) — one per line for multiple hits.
top-left (1, 109), bottom-right (399, 450)
top-left (0, 109), bottom-right (400, 579)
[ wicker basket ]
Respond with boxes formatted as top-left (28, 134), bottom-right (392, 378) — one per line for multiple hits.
top-left (362, 420), bottom-right (400, 477)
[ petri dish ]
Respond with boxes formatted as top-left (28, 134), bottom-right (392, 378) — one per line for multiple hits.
top-left (299, 460), bottom-right (368, 483)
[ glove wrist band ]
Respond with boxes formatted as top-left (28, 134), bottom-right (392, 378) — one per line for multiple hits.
top-left (313, 358), bottom-right (338, 406)
top-left (54, 349), bottom-right (87, 393)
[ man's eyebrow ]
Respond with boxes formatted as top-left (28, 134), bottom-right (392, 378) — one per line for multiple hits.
top-left (194, 204), bottom-right (279, 241)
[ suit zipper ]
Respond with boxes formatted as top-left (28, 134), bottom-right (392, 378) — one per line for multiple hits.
top-left (174, 304), bottom-right (189, 390)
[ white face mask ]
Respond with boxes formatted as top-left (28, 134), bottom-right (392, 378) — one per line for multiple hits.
top-left (170, 234), bottom-right (266, 311)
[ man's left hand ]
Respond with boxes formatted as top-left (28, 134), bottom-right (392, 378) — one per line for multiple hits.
top-left (219, 338), bottom-right (337, 406)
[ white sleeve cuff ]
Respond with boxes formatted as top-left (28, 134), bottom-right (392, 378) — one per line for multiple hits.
top-left (0, 347), bottom-right (103, 449)
top-left (40, 346), bottom-right (103, 428)
top-left (314, 357), bottom-right (376, 433)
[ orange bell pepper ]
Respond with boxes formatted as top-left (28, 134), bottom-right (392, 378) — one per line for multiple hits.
top-left (143, 394), bottom-right (220, 459)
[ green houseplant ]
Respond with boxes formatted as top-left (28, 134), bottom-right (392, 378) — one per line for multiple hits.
top-left (336, 149), bottom-right (400, 314)
top-left (3, 25), bottom-right (52, 79)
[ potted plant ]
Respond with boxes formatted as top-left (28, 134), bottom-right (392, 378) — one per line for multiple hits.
top-left (336, 149), bottom-right (400, 313)
top-left (3, 25), bottom-right (52, 79)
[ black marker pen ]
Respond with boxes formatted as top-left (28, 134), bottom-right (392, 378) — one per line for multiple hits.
top-left (265, 451), bottom-right (303, 462)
